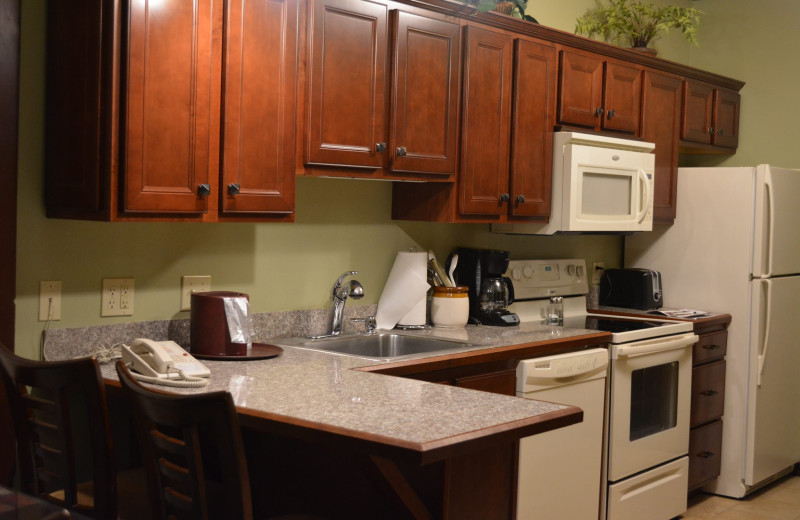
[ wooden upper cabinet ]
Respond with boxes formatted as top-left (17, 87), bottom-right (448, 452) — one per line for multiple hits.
top-left (641, 70), bottom-right (682, 222)
top-left (681, 80), bottom-right (739, 149)
top-left (557, 49), bottom-right (641, 135)
top-left (124, 0), bottom-right (219, 214)
top-left (221, 0), bottom-right (298, 215)
top-left (509, 38), bottom-right (557, 219)
top-left (458, 26), bottom-right (513, 217)
top-left (390, 12), bottom-right (460, 176)
top-left (305, 0), bottom-right (387, 169)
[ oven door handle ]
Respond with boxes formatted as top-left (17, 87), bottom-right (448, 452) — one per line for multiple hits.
top-left (612, 334), bottom-right (698, 359)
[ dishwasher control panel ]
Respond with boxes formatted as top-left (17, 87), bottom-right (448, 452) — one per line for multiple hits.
top-left (516, 348), bottom-right (608, 393)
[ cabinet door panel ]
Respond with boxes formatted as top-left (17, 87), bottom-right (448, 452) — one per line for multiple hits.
top-left (557, 50), bottom-right (603, 128)
top-left (306, 0), bottom-right (387, 168)
top-left (603, 62), bottom-right (641, 134)
top-left (459, 27), bottom-right (512, 217)
top-left (510, 38), bottom-right (556, 218)
top-left (641, 70), bottom-right (682, 221)
top-left (390, 12), bottom-right (460, 175)
top-left (713, 88), bottom-right (740, 148)
top-left (125, 0), bottom-right (216, 213)
top-left (681, 80), bottom-right (714, 144)
top-left (221, 0), bottom-right (297, 215)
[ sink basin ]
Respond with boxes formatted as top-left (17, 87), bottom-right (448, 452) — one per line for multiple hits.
top-left (291, 332), bottom-right (477, 360)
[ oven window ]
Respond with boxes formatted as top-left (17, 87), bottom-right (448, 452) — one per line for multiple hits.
top-left (629, 361), bottom-right (678, 441)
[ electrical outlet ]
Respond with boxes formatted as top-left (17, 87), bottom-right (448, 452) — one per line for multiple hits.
top-left (102, 278), bottom-right (134, 317)
top-left (39, 281), bottom-right (62, 321)
top-left (592, 262), bottom-right (606, 285)
top-left (181, 276), bottom-right (211, 311)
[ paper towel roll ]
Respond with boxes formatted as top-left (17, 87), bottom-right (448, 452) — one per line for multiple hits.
top-left (375, 251), bottom-right (430, 330)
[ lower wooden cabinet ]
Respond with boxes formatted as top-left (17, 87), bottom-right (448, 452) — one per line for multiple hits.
top-left (689, 420), bottom-right (724, 491)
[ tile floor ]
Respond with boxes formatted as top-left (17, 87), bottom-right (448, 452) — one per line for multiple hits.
top-left (681, 476), bottom-right (800, 520)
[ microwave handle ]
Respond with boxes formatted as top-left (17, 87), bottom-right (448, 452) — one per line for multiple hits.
top-left (636, 169), bottom-right (651, 223)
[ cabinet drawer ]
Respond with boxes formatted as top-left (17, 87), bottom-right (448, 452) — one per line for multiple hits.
top-left (691, 360), bottom-right (726, 427)
top-left (693, 331), bottom-right (727, 364)
top-left (689, 420), bottom-right (723, 490)
top-left (455, 369), bottom-right (516, 396)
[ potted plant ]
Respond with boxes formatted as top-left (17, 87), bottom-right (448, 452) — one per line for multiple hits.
top-left (575, 0), bottom-right (702, 54)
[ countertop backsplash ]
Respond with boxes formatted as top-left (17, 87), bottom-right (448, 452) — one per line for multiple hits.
top-left (43, 304), bottom-right (377, 361)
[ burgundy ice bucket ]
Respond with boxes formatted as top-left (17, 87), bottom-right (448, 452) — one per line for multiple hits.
top-left (190, 291), bottom-right (249, 357)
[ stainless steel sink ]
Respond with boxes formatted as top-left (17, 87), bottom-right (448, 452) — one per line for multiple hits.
top-left (288, 332), bottom-right (477, 360)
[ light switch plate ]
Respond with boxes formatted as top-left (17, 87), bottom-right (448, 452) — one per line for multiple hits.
top-left (181, 276), bottom-right (211, 311)
top-left (39, 281), bottom-right (62, 321)
top-left (102, 278), bottom-right (134, 317)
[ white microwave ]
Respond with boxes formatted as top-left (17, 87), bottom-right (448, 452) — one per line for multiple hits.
top-left (494, 132), bottom-right (655, 235)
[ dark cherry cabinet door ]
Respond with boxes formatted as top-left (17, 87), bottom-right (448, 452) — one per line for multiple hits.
top-left (220, 0), bottom-right (297, 215)
top-left (602, 61), bottom-right (642, 134)
top-left (681, 80), bottom-right (714, 144)
top-left (124, 0), bottom-right (219, 213)
top-left (641, 70), bottom-right (682, 222)
top-left (558, 50), bottom-right (603, 129)
top-left (305, 0), bottom-right (387, 169)
top-left (713, 88), bottom-right (740, 148)
top-left (390, 12), bottom-right (460, 176)
top-left (509, 38), bottom-right (556, 219)
top-left (458, 26), bottom-right (513, 217)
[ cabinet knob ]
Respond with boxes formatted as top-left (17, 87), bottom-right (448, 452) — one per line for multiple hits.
top-left (500, 193), bottom-right (510, 202)
top-left (515, 194), bottom-right (525, 204)
top-left (197, 184), bottom-right (211, 197)
top-left (594, 107), bottom-right (604, 117)
top-left (396, 146), bottom-right (407, 157)
top-left (607, 109), bottom-right (616, 119)
top-left (717, 129), bottom-right (724, 136)
top-left (227, 183), bottom-right (241, 196)
top-left (375, 142), bottom-right (386, 153)
top-left (709, 127), bottom-right (715, 135)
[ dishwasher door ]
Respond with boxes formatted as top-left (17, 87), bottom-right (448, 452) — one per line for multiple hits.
top-left (517, 348), bottom-right (609, 520)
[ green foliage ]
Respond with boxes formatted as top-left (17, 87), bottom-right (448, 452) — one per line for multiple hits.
top-left (575, 0), bottom-right (702, 49)
top-left (464, 0), bottom-right (538, 22)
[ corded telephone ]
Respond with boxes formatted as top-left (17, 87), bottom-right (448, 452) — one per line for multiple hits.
top-left (121, 339), bottom-right (210, 387)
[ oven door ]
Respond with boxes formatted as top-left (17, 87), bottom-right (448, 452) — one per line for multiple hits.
top-left (608, 332), bottom-right (697, 481)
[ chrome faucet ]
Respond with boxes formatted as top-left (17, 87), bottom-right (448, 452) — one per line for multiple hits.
top-left (325, 271), bottom-right (364, 336)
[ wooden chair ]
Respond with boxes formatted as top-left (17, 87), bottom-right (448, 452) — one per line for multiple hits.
top-left (115, 360), bottom-right (253, 520)
top-left (0, 343), bottom-right (116, 519)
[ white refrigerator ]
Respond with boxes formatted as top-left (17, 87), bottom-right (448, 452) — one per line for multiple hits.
top-left (625, 165), bottom-right (800, 498)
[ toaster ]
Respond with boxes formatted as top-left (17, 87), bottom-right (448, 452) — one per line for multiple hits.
top-left (599, 268), bottom-right (663, 310)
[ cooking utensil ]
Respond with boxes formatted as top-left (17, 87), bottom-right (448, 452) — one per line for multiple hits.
top-left (448, 253), bottom-right (458, 286)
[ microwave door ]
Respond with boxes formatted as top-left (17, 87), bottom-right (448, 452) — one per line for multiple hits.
top-left (571, 165), bottom-right (637, 231)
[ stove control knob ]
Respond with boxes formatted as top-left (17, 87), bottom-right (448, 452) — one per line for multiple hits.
top-left (577, 265), bottom-right (585, 277)
top-left (567, 264), bottom-right (576, 276)
top-left (523, 265), bottom-right (533, 278)
top-left (512, 268), bottom-right (522, 280)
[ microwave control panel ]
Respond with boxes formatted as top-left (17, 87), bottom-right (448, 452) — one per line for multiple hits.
top-left (505, 259), bottom-right (589, 300)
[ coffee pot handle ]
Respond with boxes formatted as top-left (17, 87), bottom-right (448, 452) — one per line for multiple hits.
top-left (503, 276), bottom-right (515, 305)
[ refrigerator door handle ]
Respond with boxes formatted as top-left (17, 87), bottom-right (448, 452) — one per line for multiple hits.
top-left (757, 279), bottom-right (772, 387)
top-left (763, 175), bottom-right (774, 278)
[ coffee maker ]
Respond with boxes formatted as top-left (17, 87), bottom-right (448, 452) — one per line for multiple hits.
top-left (447, 248), bottom-right (519, 326)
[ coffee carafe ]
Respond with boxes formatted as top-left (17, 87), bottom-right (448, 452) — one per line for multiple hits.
top-left (447, 248), bottom-right (520, 326)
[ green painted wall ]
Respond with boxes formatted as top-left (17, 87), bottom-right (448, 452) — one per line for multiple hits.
top-left (16, 0), bottom-right (786, 360)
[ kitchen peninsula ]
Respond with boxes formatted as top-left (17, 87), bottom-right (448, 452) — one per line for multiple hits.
top-left (49, 322), bottom-right (610, 519)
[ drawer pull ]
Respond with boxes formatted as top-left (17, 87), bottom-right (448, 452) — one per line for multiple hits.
top-left (703, 344), bottom-right (720, 350)
top-left (700, 390), bottom-right (719, 397)
top-left (697, 451), bottom-right (715, 459)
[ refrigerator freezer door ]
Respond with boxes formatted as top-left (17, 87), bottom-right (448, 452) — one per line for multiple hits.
top-left (752, 165), bottom-right (800, 277)
top-left (746, 276), bottom-right (800, 486)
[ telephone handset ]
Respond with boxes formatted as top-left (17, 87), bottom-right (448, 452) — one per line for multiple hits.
top-left (121, 339), bottom-right (210, 387)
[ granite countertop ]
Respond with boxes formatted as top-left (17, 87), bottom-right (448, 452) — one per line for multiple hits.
top-left (99, 322), bottom-right (610, 464)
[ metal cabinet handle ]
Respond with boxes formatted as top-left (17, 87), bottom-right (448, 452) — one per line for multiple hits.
top-left (500, 193), bottom-right (510, 202)
top-left (703, 344), bottom-right (720, 350)
top-left (197, 184), bottom-right (211, 197)
top-left (515, 194), bottom-right (525, 204)
top-left (396, 146), bottom-right (407, 157)
top-left (375, 142), bottom-right (386, 152)
top-left (709, 127), bottom-right (715, 135)
top-left (607, 109), bottom-right (616, 119)
top-left (697, 451), bottom-right (715, 459)
top-left (717, 129), bottom-right (724, 136)
top-left (227, 183), bottom-right (241, 196)
top-left (700, 390), bottom-right (719, 397)
top-left (594, 107), bottom-right (604, 117)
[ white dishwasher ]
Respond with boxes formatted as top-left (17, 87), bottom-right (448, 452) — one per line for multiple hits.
top-left (517, 348), bottom-right (608, 520)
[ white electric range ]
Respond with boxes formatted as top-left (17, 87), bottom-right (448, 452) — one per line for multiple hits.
top-left (507, 259), bottom-right (697, 520)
